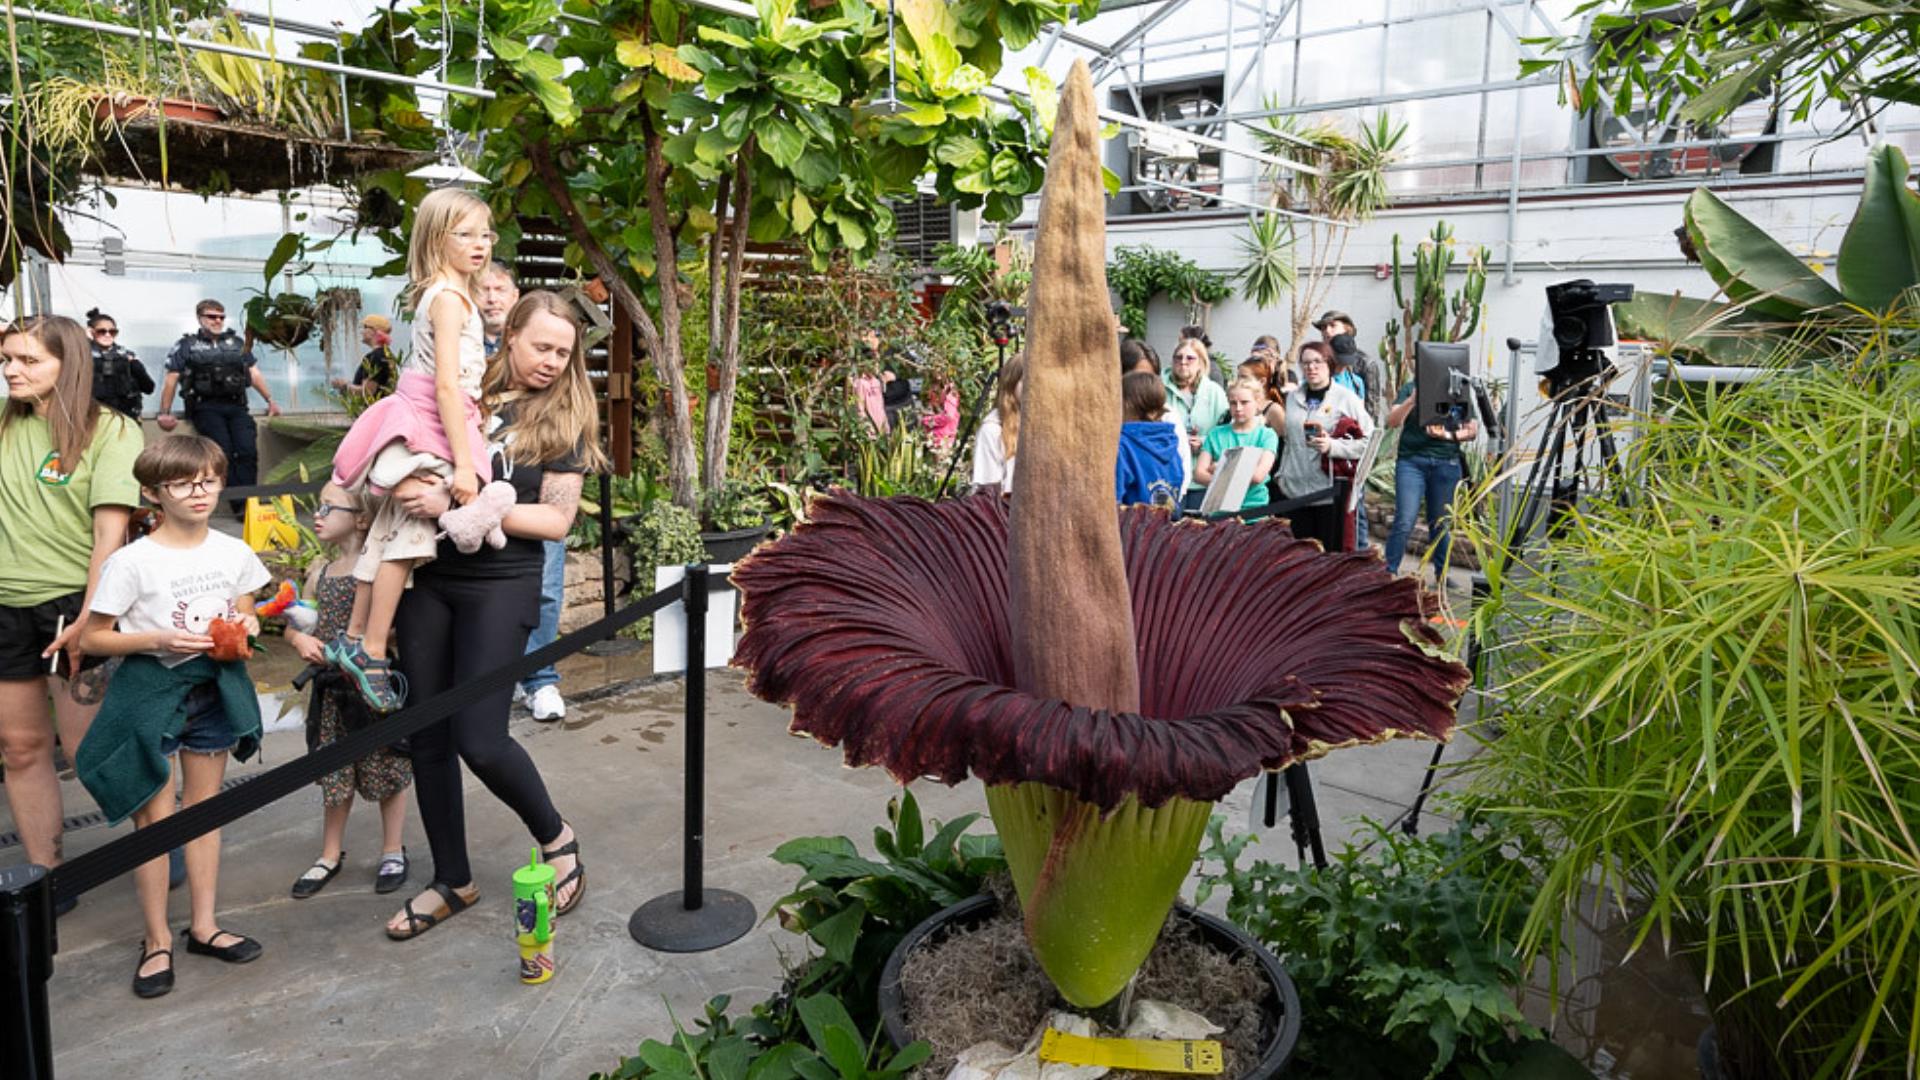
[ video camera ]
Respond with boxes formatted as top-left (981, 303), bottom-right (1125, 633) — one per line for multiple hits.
top-left (1536, 279), bottom-right (1634, 383)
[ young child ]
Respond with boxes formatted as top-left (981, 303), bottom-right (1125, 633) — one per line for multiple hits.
top-left (1194, 376), bottom-right (1280, 510)
top-left (329, 187), bottom-right (514, 712)
top-left (282, 482), bottom-right (414, 900)
top-left (75, 435), bottom-right (270, 1000)
top-left (1115, 370), bottom-right (1187, 509)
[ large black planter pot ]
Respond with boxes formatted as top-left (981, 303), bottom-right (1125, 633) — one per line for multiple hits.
top-left (878, 894), bottom-right (1303, 1078)
top-left (701, 523), bottom-right (773, 564)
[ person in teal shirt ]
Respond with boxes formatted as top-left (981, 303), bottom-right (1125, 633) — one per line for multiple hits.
top-left (1195, 377), bottom-right (1279, 509)
top-left (1163, 337), bottom-right (1228, 462)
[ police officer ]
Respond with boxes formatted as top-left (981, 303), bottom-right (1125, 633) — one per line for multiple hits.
top-left (86, 308), bottom-right (154, 420)
top-left (156, 299), bottom-right (280, 500)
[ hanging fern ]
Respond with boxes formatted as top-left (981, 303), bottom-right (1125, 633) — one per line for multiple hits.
top-left (1107, 245), bottom-right (1231, 342)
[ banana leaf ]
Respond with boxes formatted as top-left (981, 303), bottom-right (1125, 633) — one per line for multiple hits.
top-left (1836, 144), bottom-right (1920, 311)
top-left (1685, 187), bottom-right (1843, 320)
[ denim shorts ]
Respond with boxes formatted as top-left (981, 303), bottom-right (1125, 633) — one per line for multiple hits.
top-left (158, 683), bottom-right (238, 757)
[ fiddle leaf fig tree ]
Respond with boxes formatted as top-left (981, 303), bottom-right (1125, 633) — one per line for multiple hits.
top-left (376, 0), bottom-right (1078, 509)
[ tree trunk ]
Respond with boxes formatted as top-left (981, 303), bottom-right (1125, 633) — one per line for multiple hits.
top-left (529, 137), bottom-right (696, 508)
top-left (700, 146), bottom-right (753, 496)
top-left (640, 112), bottom-right (697, 510)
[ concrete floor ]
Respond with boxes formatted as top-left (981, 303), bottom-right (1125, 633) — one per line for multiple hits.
top-left (15, 652), bottom-right (1477, 1080)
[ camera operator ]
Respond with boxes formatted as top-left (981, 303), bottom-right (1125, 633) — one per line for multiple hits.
top-left (1381, 373), bottom-right (1477, 581)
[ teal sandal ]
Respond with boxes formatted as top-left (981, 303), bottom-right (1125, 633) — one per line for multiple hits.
top-left (335, 644), bottom-right (408, 713)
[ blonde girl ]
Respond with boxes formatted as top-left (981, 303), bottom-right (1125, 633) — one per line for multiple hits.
top-left (1162, 338), bottom-right (1227, 458)
top-left (971, 354), bottom-right (1026, 491)
top-left (328, 188), bottom-right (515, 713)
top-left (1194, 376), bottom-right (1280, 510)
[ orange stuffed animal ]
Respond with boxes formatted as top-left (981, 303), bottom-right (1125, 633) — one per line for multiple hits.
top-left (207, 617), bottom-right (254, 662)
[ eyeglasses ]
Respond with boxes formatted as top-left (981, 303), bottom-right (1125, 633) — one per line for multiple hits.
top-left (200, 313), bottom-right (226, 321)
top-left (314, 503), bottom-right (358, 520)
top-left (159, 477), bottom-right (224, 497)
top-left (93, 327), bottom-right (118, 337)
top-left (453, 230), bottom-right (499, 244)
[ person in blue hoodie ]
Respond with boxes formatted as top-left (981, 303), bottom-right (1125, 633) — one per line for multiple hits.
top-left (1116, 371), bottom-right (1187, 509)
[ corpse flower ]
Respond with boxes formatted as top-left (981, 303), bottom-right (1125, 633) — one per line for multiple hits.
top-left (732, 61), bottom-right (1467, 1012)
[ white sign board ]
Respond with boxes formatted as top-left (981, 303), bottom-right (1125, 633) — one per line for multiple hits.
top-left (1347, 427), bottom-right (1389, 513)
top-left (651, 564), bottom-right (739, 675)
top-left (1199, 446), bottom-right (1259, 515)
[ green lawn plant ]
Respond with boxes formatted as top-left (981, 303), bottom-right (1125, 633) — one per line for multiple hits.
top-left (1456, 323), bottom-right (1920, 1077)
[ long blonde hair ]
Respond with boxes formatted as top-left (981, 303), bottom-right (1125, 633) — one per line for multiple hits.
top-left (1, 315), bottom-right (122, 468)
top-left (996, 353), bottom-right (1026, 459)
top-left (406, 187), bottom-right (491, 312)
top-left (484, 292), bottom-right (609, 472)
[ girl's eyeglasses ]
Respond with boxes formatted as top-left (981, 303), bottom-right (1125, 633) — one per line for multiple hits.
top-left (315, 503), bottom-right (358, 519)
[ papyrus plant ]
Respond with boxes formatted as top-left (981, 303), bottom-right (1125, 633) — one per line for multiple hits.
top-left (734, 61), bottom-right (1467, 1012)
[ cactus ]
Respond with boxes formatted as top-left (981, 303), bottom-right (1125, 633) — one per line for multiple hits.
top-left (1378, 221), bottom-right (1489, 385)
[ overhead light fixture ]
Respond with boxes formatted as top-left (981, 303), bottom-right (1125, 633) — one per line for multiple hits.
top-left (861, 0), bottom-right (910, 116)
top-left (407, 160), bottom-right (489, 187)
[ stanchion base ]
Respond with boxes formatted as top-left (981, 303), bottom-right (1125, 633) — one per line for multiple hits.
top-left (584, 637), bottom-right (645, 657)
top-left (629, 889), bottom-right (755, 953)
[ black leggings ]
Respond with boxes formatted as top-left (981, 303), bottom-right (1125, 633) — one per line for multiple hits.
top-left (395, 570), bottom-right (562, 888)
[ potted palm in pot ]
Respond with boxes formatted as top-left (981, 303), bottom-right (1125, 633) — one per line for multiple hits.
top-left (732, 62), bottom-right (1468, 1077)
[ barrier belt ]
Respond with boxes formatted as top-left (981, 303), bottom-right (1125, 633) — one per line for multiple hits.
top-left (1211, 485), bottom-right (1336, 523)
top-left (218, 479), bottom-right (328, 503)
top-left (49, 578), bottom-right (694, 904)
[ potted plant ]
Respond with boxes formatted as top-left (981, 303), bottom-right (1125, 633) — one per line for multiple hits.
top-left (698, 477), bottom-right (774, 563)
top-left (731, 63), bottom-right (1468, 1077)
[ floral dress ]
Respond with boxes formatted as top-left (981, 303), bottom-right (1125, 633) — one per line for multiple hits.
top-left (310, 566), bottom-right (413, 807)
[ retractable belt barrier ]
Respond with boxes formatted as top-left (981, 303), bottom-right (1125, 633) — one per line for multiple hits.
top-left (48, 575), bottom-right (701, 903)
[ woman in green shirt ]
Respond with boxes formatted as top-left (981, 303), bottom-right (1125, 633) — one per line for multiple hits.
top-left (1162, 338), bottom-right (1228, 461)
top-left (0, 315), bottom-right (142, 887)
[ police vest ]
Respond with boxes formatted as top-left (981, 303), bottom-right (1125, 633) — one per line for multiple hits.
top-left (179, 331), bottom-right (250, 404)
top-left (92, 345), bottom-right (142, 407)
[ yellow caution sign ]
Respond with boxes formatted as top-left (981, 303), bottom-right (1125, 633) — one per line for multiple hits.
top-left (1038, 1029), bottom-right (1224, 1075)
top-left (242, 495), bottom-right (300, 552)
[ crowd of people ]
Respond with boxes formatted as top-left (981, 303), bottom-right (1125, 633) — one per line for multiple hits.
top-left (0, 191), bottom-right (596, 1000)
top-left (968, 310), bottom-right (1479, 564)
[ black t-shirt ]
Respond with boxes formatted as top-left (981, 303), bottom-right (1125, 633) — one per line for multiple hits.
top-left (417, 400), bottom-right (586, 581)
top-left (354, 347), bottom-right (396, 393)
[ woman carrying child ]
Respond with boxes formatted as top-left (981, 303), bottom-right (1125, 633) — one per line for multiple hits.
top-left (328, 187), bottom-right (516, 713)
top-left (283, 482), bottom-right (414, 899)
top-left (76, 435), bottom-right (270, 999)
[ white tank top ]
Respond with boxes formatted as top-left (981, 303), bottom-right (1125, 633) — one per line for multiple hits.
top-left (404, 280), bottom-right (487, 400)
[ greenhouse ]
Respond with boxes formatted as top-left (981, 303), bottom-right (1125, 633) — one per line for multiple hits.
top-left (1, 1), bottom-right (1914, 1078)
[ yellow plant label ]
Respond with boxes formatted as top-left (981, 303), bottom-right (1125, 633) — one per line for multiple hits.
top-left (1037, 1029), bottom-right (1224, 1075)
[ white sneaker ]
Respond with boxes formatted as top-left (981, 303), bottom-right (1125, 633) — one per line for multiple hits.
top-left (512, 683), bottom-right (528, 705)
top-left (528, 685), bottom-right (566, 722)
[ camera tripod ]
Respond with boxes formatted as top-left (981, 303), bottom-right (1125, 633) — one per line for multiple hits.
top-left (1503, 357), bottom-right (1627, 556)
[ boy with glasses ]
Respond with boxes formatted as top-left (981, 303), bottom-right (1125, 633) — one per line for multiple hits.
top-left (76, 434), bottom-right (271, 998)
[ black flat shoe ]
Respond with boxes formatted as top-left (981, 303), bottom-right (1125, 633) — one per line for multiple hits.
top-left (133, 942), bottom-right (174, 999)
top-left (374, 849), bottom-right (409, 895)
top-left (183, 928), bottom-right (262, 964)
top-left (290, 855), bottom-right (344, 899)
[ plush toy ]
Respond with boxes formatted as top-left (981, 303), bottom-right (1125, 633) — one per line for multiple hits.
top-left (207, 617), bottom-right (254, 662)
top-left (438, 480), bottom-right (516, 555)
top-left (256, 580), bottom-right (318, 635)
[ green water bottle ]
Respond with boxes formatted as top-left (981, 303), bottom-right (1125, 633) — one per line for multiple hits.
top-left (514, 845), bottom-right (556, 984)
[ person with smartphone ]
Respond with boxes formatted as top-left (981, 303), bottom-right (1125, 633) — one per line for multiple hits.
top-left (0, 316), bottom-right (142, 914)
top-left (1276, 341), bottom-right (1372, 550)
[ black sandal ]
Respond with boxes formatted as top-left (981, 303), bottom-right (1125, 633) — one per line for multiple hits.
top-left (541, 826), bottom-right (586, 917)
top-left (387, 881), bottom-right (477, 941)
top-left (374, 848), bottom-right (409, 895)
top-left (183, 927), bottom-right (262, 964)
top-left (132, 941), bottom-right (174, 998)
top-left (290, 854), bottom-right (344, 899)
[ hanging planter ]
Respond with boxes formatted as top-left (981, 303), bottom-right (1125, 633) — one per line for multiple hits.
top-left (246, 292), bottom-right (317, 350)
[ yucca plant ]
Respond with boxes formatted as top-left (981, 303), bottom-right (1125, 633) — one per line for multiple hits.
top-left (1230, 211), bottom-right (1295, 312)
top-left (732, 62), bottom-right (1466, 1016)
top-left (1456, 319), bottom-right (1920, 1077)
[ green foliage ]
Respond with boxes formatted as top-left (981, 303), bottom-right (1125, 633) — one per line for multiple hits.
top-left (767, 788), bottom-right (1006, 1041)
top-left (188, 14), bottom-right (340, 138)
top-left (1380, 221), bottom-right (1489, 384)
top-left (1537, 0), bottom-right (1920, 135)
top-left (1194, 812), bottom-right (1547, 1079)
top-left (700, 477), bottom-right (773, 532)
top-left (1231, 212), bottom-right (1295, 312)
top-left (1456, 331), bottom-right (1920, 1077)
top-left (621, 500), bottom-right (707, 640)
top-left (590, 791), bottom-right (996, 1080)
top-left (1107, 245), bottom-right (1231, 343)
top-left (850, 422), bottom-right (944, 499)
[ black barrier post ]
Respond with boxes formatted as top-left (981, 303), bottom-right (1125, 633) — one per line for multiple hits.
top-left (1, 864), bottom-right (55, 1080)
top-left (586, 473), bottom-right (643, 657)
top-left (629, 564), bottom-right (756, 952)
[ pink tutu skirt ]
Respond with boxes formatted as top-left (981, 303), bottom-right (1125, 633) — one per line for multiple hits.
top-left (331, 370), bottom-right (491, 493)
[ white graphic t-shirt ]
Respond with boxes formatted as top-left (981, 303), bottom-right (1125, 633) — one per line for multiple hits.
top-left (91, 532), bottom-right (271, 668)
